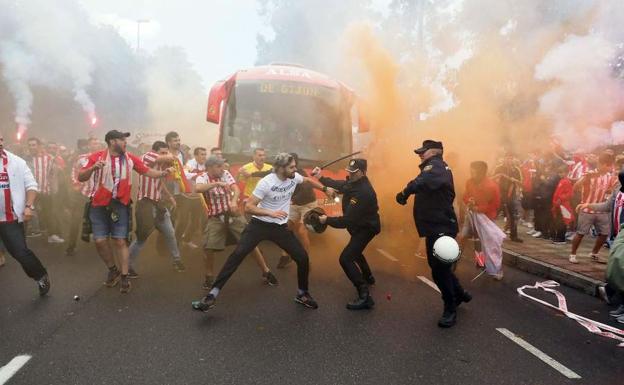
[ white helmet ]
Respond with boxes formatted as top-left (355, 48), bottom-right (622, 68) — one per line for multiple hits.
top-left (433, 236), bottom-right (461, 264)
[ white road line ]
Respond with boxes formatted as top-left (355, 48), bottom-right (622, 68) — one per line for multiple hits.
top-left (0, 355), bottom-right (32, 385)
top-left (377, 248), bottom-right (399, 262)
top-left (496, 328), bottom-right (581, 380)
top-left (416, 276), bottom-right (441, 293)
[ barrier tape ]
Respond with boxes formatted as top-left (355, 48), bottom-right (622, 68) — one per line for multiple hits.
top-left (517, 281), bottom-right (624, 347)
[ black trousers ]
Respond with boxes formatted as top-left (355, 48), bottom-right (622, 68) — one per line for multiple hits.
top-left (339, 228), bottom-right (376, 288)
top-left (534, 201), bottom-right (551, 235)
top-left (425, 233), bottom-right (464, 312)
top-left (213, 219), bottom-right (309, 291)
top-left (66, 191), bottom-right (88, 251)
top-left (550, 210), bottom-right (567, 242)
top-left (0, 221), bottom-right (47, 280)
top-left (502, 197), bottom-right (518, 239)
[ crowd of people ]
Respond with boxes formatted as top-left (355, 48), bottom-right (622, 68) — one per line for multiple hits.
top-left (3, 127), bottom-right (624, 328)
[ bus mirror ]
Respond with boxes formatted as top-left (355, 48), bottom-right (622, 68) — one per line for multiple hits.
top-left (206, 80), bottom-right (227, 124)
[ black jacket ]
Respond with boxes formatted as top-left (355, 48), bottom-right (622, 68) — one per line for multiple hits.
top-left (402, 155), bottom-right (458, 237)
top-left (319, 175), bottom-right (381, 234)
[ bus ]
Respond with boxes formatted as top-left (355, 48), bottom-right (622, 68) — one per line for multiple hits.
top-left (206, 63), bottom-right (369, 211)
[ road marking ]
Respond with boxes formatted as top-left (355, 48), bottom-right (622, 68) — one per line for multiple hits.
top-left (377, 248), bottom-right (399, 262)
top-left (496, 328), bottom-right (581, 379)
top-left (416, 276), bottom-right (440, 293)
top-left (0, 355), bottom-right (32, 384)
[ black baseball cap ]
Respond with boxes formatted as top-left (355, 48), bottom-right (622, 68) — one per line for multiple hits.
top-left (414, 140), bottom-right (443, 154)
top-left (346, 158), bottom-right (367, 173)
top-left (104, 130), bottom-right (130, 144)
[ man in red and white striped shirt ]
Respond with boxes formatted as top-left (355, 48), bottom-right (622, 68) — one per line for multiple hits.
top-left (195, 155), bottom-right (276, 290)
top-left (570, 152), bottom-right (617, 264)
top-left (66, 138), bottom-right (100, 256)
top-left (128, 141), bottom-right (185, 277)
top-left (26, 137), bottom-right (64, 244)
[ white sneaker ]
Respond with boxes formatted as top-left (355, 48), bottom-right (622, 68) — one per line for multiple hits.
top-left (493, 272), bottom-right (504, 281)
top-left (532, 231), bottom-right (542, 238)
top-left (184, 241), bottom-right (199, 249)
top-left (527, 222), bottom-right (534, 228)
top-left (48, 235), bottom-right (65, 243)
top-left (569, 255), bottom-right (578, 264)
top-left (617, 314), bottom-right (624, 324)
top-left (526, 229), bottom-right (536, 235)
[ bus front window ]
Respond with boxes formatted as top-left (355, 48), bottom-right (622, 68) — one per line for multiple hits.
top-left (222, 80), bottom-right (351, 162)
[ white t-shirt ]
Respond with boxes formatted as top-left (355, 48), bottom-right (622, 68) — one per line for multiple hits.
top-left (252, 172), bottom-right (304, 224)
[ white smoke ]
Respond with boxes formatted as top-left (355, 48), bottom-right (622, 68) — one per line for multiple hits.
top-left (0, 0), bottom-right (98, 131)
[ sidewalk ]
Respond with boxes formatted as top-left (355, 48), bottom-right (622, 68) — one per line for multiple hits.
top-left (498, 224), bottom-right (607, 296)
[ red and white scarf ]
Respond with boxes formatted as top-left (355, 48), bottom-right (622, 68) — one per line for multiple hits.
top-left (92, 150), bottom-right (134, 207)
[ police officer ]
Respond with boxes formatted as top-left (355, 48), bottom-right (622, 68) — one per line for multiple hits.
top-left (313, 159), bottom-right (380, 310)
top-left (396, 140), bottom-right (471, 327)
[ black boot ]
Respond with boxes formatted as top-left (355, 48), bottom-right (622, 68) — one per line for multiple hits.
top-left (437, 309), bottom-right (457, 328)
top-left (346, 285), bottom-right (374, 310)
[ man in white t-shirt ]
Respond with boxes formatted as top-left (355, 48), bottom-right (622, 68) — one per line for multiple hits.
top-left (192, 153), bottom-right (326, 311)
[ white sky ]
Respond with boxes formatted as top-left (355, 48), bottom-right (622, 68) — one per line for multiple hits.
top-left (80, 0), bottom-right (391, 91)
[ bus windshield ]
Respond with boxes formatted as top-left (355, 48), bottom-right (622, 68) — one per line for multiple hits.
top-left (221, 80), bottom-right (352, 162)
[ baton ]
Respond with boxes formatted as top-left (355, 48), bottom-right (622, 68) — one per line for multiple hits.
top-left (319, 151), bottom-right (362, 169)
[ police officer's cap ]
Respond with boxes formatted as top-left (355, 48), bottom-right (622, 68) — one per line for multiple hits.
top-left (414, 140), bottom-right (443, 155)
top-left (346, 158), bottom-right (367, 173)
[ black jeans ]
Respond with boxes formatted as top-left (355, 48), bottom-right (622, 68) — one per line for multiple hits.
top-left (426, 233), bottom-right (464, 312)
top-left (0, 221), bottom-right (47, 280)
top-left (339, 228), bottom-right (376, 288)
top-left (66, 191), bottom-right (88, 251)
top-left (502, 197), bottom-right (518, 239)
top-left (550, 210), bottom-right (567, 242)
top-left (212, 219), bottom-right (310, 292)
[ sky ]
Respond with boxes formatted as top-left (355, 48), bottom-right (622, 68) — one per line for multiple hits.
top-left (80, 0), bottom-right (391, 91)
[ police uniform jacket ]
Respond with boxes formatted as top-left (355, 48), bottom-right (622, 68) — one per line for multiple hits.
top-left (319, 175), bottom-right (381, 234)
top-left (401, 155), bottom-right (458, 237)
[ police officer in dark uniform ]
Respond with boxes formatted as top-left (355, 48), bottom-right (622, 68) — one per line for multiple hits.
top-left (313, 159), bottom-right (380, 310)
top-left (396, 140), bottom-right (471, 327)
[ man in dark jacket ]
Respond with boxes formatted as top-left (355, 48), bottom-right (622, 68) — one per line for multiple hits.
top-left (313, 159), bottom-right (380, 310)
top-left (396, 140), bottom-right (471, 328)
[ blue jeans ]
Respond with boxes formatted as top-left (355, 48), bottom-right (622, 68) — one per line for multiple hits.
top-left (89, 200), bottom-right (130, 240)
top-left (129, 200), bottom-right (180, 269)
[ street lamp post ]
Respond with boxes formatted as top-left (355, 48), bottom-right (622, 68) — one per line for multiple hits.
top-left (136, 19), bottom-right (150, 52)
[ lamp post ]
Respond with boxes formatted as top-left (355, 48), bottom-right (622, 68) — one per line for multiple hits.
top-left (136, 19), bottom-right (150, 52)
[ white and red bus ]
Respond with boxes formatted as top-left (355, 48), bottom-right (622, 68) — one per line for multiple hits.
top-left (206, 63), bottom-right (369, 212)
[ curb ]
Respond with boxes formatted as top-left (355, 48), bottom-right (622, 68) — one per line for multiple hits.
top-left (501, 248), bottom-right (605, 296)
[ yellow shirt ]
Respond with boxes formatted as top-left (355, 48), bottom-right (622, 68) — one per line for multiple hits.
top-left (240, 162), bottom-right (273, 196)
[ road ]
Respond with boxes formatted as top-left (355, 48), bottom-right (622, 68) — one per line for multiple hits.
top-left (1, 231), bottom-right (623, 385)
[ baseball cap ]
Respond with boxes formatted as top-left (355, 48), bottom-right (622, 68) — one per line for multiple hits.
top-left (346, 158), bottom-right (367, 173)
top-left (205, 155), bottom-right (225, 167)
top-left (414, 140), bottom-right (443, 155)
top-left (104, 130), bottom-right (130, 144)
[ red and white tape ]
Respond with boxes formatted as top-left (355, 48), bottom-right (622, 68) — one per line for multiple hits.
top-left (517, 280), bottom-right (624, 347)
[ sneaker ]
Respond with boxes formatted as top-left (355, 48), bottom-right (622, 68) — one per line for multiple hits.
top-left (346, 292), bottom-right (374, 310)
top-left (48, 235), bottom-right (65, 244)
top-left (120, 276), bottom-right (131, 294)
top-left (263, 271), bottom-right (278, 286)
top-left (277, 255), bottom-right (292, 269)
top-left (202, 276), bottom-right (214, 290)
top-left (531, 231), bottom-right (542, 238)
top-left (37, 274), bottom-right (50, 296)
top-left (127, 268), bottom-right (139, 279)
top-left (617, 314), bottom-right (624, 324)
top-left (527, 222), bottom-right (534, 228)
top-left (27, 231), bottom-right (42, 238)
top-left (104, 267), bottom-right (121, 287)
top-left (295, 292), bottom-right (319, 309)
top-left (590, 254), bottom-right (607, 264)
top-left (183, 241), bottom-right (199, 249)
top-left (438, 309), bottom-right (457, 328)
top-left (493, 272), bottom-right (504, 281)
top-left (552, 241), bottom-right (567, 245)
top-left (526, 229), bottom-right (536, 235)
top-left (173, 261), bottom-right (186, 272)
top-left (568, 255), bottom-right (578, 264)
top-left (609, 304), bottom-right (624, 317)
top-left (192, 294), bottom-right (216, 312)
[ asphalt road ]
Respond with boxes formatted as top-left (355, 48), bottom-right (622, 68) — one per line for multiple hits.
top-left (1, 231), bottom-right (623, 385)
